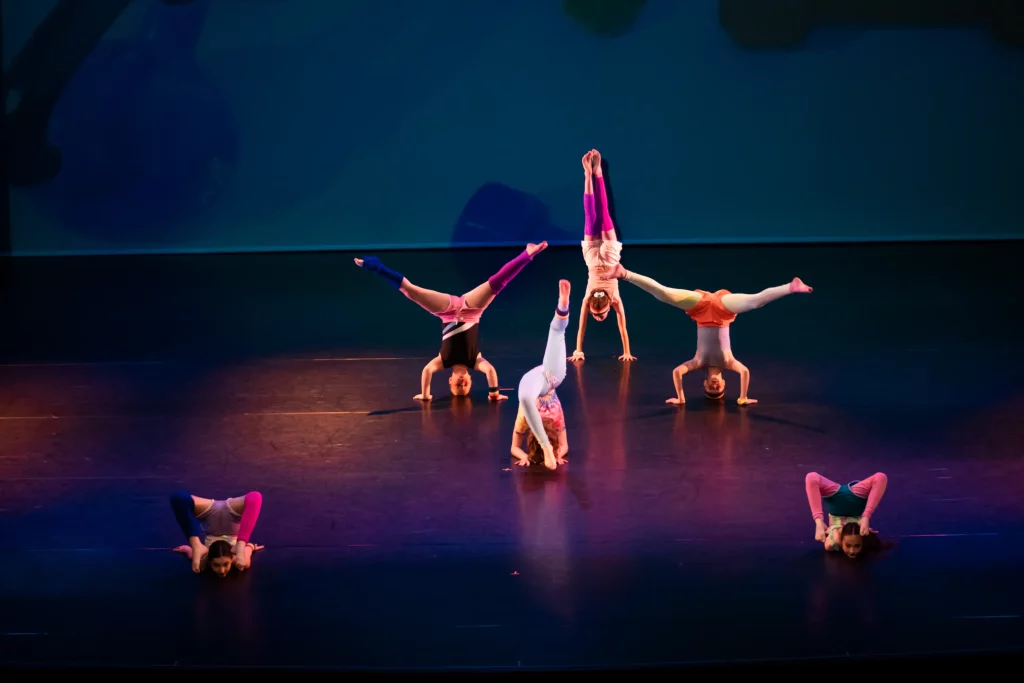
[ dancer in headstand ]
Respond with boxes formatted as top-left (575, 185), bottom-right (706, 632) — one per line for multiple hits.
top-left (805, 472), bottom-right (888, 558)
top-left (603, 264), bottom-right (812, 404)
top-left (511, 279), bottom-right (572, 470)
top-left (169, 490), bottom-right (264, 577)
top-left (355, 242), bottom-right (547, 401)
top-left (569, 149), bottom-right (635, 363)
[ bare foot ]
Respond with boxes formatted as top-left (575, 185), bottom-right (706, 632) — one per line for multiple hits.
top-left (191, 543), bottom-right (208, 573)
top-left (558, 279), bottom-right (571, 310)
top-left (526, 242), bottom-right (548, 258)
top-left (790, 277), bottom-right (812, 293)
top-left (354, 258), bottom-right (364, 267)
top-left (591, 149), bottom-right (602, 175)
top-left (582, 151), bottom-right (593, 173)
top-left (542, 444), bottom-right (557, 470)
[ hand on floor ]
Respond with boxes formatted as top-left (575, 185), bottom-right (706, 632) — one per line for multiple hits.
top-left (568, 350), bottom-right (585, 362)
top-left (618, 353), bottom-right (636, 362)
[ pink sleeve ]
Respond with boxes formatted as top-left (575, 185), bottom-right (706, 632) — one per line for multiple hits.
top-left (236, 491), bottom-right (263, 543)
top-left (805, 472), bottom-right (840, 521)
top-left (850, 473), bottom-right (888, 517)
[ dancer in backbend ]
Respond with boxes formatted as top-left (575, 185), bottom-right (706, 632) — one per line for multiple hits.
top-left (511, 279), bottom-right (572, 470)
top-left (603, 265), bottom-right (812, 404)
top-left (805, 472), bottom-right (888, 558)
top-left (355, 242), bottom-right (547, 401)
top-left (169, 490), bottom-right (264, 577)
top-left (569, 149), bottom-right (635, 363)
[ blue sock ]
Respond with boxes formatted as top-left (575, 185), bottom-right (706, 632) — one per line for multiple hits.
top-left (362, 257), bottom-right (405, 289)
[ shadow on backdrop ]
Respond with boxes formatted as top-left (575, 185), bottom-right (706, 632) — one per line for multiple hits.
top-left (453, 183), bottom-right (573, 245)
top-left (8, 0), bottom-right (238, 243)
top-left (720, 0), bottom-right (1024, 49)
top-left (563, 0), bottom-right (648, 39)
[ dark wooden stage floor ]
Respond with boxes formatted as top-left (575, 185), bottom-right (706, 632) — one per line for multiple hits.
top-left (1, 242), bottom-right (1023, 672)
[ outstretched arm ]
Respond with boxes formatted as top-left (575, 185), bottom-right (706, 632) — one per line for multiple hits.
top-left (725, 358), bottom-right (756, 405)
top-left (611, 299), bottom-right (634, 361)
top-left (570, 293), bottom-right (590, 361)
top-left (416, 356), bottom-right (444, 401)
top-left (475, 357), bottom-right (506, 401)
top-left (510, 429), bottom-right (530, 466)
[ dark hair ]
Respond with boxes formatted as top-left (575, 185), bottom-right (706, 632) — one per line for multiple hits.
top-left (839, 522), bottom-right (882, 555)
top-left (704, 388), bottom-right (725, 400)
top-left (525, 420), bottom-right (561, 466)
top-left (206, 539), bottom-right (234, 572)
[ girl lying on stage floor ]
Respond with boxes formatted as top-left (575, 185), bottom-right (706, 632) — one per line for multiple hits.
top-left (511, 279), bottom-right (572, 470)
top-left (570, 149), bottom-right (635, 363)
top-left (170, 490), bottom-right (264, 577)
top-left (355, 243), bottom-right (547, 402)
top-left (805, 472), bottom-right (888, 558)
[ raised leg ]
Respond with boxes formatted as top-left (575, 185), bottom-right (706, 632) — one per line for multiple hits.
top-left (619, 268), bottom-right (701, 310)
top-left (517, 281), bottom-right (572, 450)
top-left (464, 243), bottom-right (546, 308)
top-left (541, 281), bottom-right (571, 386)
top-left (721, 278), bottom-right (812, 314)
top-left (582, 151), bottom-right (599, 241)
top-left (401, 281), bottom-right (453, 314)
top-left (355, 256), bottom-right (451, 314)
top-left (592, 149), bottom-right (618, 241)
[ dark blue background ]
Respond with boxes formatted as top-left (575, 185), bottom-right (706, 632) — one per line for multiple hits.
top-left (4, 0), bottom-right (1022, 254)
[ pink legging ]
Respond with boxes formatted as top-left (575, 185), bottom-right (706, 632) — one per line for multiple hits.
top-left (805, 472), bottom-right (888, 521)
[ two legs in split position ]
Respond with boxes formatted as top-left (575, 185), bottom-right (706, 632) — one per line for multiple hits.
top-left (604, 264), bottom-right (812, 404)
top-left (356, 242), bottom-right (548, 401)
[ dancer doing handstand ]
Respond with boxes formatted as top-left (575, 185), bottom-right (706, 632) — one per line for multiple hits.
top-left (569, 149), bottom-right (635, 363)
top-left (511, 279), bottom-right (572, 470)
top-left (603, 264), bottom-right (812, 404)
top-left (355, 243), bottom-right (547, 401)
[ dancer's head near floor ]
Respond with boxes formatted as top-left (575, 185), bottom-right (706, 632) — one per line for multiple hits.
top-left (449, 366), bottom-right (472, 396)
top-left (206, 540), bottom-right (235, 578)
top-left (588, 290), bottom-right (611, 321)
top-left (704, 367), bottom-right (725, 400)
top-left (525, 419), bottom-right (562, 466)
top-left (837, 523), bottom-right (881, 559)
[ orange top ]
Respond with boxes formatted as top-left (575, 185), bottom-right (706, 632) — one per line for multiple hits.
top-left (685, 290), bottom-right (736, 328)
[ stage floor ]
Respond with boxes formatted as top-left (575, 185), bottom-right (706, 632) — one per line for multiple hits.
top-left (1, 242), bottom-right (1023, 670)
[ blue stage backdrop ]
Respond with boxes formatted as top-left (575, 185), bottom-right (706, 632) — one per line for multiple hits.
top-left (4, 0), bottom-right (1023, 255)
